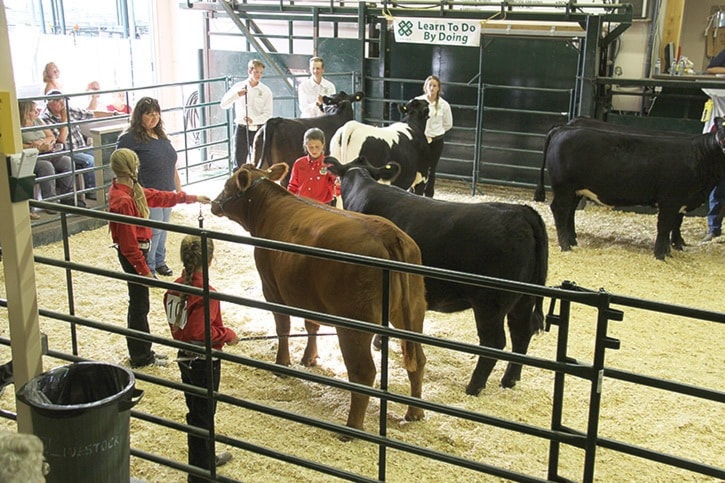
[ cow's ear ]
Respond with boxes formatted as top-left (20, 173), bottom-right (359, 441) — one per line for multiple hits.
top-left (267, 162), bottom-right (289, 182)
top-left (354, 91), bottom-right (365, 101)
top-left (325, 156), bottom-right (341, 167)
top-left (235, 169), bottom-right (253, 192)
top-left (398, 103), bottom-right (407, 114)
top-left (716, 117), bottom-right (724, 131)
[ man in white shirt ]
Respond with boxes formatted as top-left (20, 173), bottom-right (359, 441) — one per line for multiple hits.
top-left (298, 57), bottom-right (336, 118)
top-left (220, 59), bottom-right (274, 168)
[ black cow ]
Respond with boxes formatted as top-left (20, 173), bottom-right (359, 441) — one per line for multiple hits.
top-left (329, 98), bottom-right (432, 191)
top-left (534, 118), bottom-right (725, 260)
top-left (328, 156), bottom-right (549, 396)
top-left (252, 91), bottom-right (364, 187)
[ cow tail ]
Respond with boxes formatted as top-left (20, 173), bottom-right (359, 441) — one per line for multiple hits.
top-left (530, 208), bottom-right (549, 334)
top-left (397, 270), bottom-right (424, 373)
top-left (534, 127), bottom-right (555, 202)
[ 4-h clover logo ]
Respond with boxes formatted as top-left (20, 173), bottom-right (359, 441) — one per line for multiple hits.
top-left (397, 20), bottom-right (413, 37)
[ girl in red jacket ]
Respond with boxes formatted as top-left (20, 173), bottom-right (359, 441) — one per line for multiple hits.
top-left (164, 235), bottom-right (238, 481)
top-left (287, 127), bottom-right (339, 205)
top-left (109, 148), bottom-right (210, 368)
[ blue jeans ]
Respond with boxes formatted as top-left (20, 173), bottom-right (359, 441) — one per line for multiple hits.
top-left (707, 180), bottom-right (725, 235)
top-left (148, 207), bottom-right (172, 273)
top-left (71, 151), bottom-right (96, 190)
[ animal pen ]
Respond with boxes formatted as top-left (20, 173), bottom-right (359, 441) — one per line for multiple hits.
top-left (1, 198), bottom-right (723, 482)
top-left (1, 1), bottom-right (723, 481)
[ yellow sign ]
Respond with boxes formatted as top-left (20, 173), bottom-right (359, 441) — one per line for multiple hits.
top-left (0, 90), bottom-right (18, 154)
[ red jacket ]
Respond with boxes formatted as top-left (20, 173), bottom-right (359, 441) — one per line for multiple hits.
top-left (164, 272), bottom-right (237, 349)
top-left (108, 179), bottom-right (197, 275)
top-left (287, 154), bottom-right (338, 204)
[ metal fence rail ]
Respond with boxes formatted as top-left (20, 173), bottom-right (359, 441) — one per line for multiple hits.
top-left (1, 200), bottom-right (722, 482)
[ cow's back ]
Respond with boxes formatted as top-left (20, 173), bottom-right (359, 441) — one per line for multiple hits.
top-left (253, 197), bottom-right (424, 321)
top-left (545, 126), bottom-right (715, 206)
top-left (341, 178), bottom-right (547, 307)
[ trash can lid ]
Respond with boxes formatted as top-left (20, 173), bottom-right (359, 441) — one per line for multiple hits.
top-left (16, 362), bottom-right (136, 412)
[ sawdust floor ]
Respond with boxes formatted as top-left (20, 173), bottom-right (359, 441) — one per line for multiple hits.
top-left (1, 178), bottom-right (723, 482)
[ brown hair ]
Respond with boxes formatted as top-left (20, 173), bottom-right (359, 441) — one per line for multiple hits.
top-left (17, 100), bottom-right (36, 126)
top-left (110, 148), bottom-right (150, 218)
top-left (125, 97), bottom-right (167, 143)
top-left (178, 235), bottom-right (215, 307)
top-left (248, 59), bottom-right (265, 71)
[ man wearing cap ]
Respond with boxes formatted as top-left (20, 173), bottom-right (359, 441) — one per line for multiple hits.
top-left (42, 89), bottom-right (110, 201)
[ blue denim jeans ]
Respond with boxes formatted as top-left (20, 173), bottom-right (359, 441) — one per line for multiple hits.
top-left (707, 180), bottom-right (725, 235)
top-left (148, 207), bottom-right (172, 273)
top-left (71, 151), bottom-right (96, 190)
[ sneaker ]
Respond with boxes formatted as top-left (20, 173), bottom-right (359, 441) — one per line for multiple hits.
top-left (702, 232), bottom-right (720, 243)
top-left (156, 264), bottom-right (173, 276)
top-left (215, 452), bottom-right (233, 467)
top-left (152, 352), bottom-right (169, 360)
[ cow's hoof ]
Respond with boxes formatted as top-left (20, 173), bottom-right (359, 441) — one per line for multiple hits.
top-left (560, 246), bottom-right (572, 252)
top-left (465, 382), bottom-right (484, 396)
top-left (301, 355), bottom-right (319, 367)
top-left (404, 407), bottom-right (425, 421)
top-left (337, 433), bottom-right (355, 443)
top-left (500, 377), bottom-right (518, 389)
top-left (372, 334), bottom-right (383, 351)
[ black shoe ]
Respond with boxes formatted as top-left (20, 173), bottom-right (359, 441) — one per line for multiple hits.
top-left (156, 264), bottom-right (173, 276)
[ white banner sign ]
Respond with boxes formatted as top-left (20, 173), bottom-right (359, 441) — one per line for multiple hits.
top-left (393, 17), bottom-right (481, 47)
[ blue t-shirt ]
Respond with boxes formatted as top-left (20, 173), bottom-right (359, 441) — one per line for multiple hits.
top-left (117, 131), bottom-right (177, 191)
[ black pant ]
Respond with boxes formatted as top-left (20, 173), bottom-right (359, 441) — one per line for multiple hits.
top-left (415, 137), bottom-right (445, 197)
top-left (117, 251), bottom-right (154, 366)
top-left (178, 356), bottom-right (221, 483)
top-left (234, 125), bottom-right (255, 169)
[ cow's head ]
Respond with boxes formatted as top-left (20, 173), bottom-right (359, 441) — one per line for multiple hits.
top-left (326, 156), bottom-right (401, 184)
top-left (321, 91), bottom-right (365, 115)
top-left (211, 163), bottom-right (289, 225)
top-left (398, 98), bottom-right (430, 126)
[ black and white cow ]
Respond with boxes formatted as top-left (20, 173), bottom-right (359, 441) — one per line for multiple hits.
top-left (327, 156), bottom-right (549, 396)
top-left (534, 118), bottom-right (725, 260)
top-left (252, 91), bottom-right (364, 187)
top-left (329, 98), bottom-right (432, 191)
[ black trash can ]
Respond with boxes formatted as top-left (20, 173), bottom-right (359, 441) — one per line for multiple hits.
top-left (16, 362), bottom-right (143, 483)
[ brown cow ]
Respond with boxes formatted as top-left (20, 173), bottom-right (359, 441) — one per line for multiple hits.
top-left (252, 91), bottom-right (364, 187)
top-left (211, 163), bottom-right (427, 434)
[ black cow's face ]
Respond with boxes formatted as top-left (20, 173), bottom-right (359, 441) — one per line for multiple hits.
top-left (399, 98), bottom-right (430, 122)
top-left (322, 90), bottom-right (365, 107)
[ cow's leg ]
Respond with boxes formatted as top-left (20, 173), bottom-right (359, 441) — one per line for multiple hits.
top-left (550, 191), bottom-right (577, 251)
top-left (501, 296), bottom-right (538, 388)
top-left (336, 327), bottom-right (376, 437)
top-left (273, 312), bottom-right (292, 366)
top-left (655, 208), bottom-right (679, 259)
top-left (670, 213), bottom-right (686, 250)
top-left (402, 340), bottom-right (426, 422)
top-left (466, 303), bottom-right (507, 396)
top-left (301, 319), bottom-right (320, 367)
top-left (567, 195), bottom-right (582, 247)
